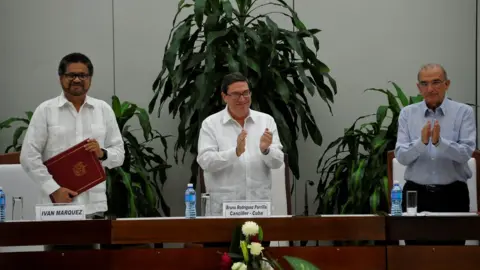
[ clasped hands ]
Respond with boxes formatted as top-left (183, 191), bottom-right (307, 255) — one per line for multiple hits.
top-left (236, 128), bottom-right (272, 157)
top-left (422, 120), bottom-right (440, 145)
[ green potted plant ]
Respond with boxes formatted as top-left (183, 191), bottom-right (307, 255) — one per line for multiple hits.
top-left (315, 82), bottom-right (423, 216)
top-left (0, 111), bottom-right (32, 152)
top-left (107, 96), bottom-right (171, 218)
top-left (149, 0), bottom-right (337, 184)
top-left (0, 96), bottom-right (171, 218)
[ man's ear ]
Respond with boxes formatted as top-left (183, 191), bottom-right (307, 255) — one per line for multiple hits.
top-left (221, 92), bottom-right (227, 104)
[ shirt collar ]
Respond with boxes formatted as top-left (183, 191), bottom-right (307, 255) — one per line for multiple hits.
top-left (221, 106), bottom-right (256, 125)
top-left (422, 96), bottom-right (448, 116)
top-left (57, 92), bottom-right (94, 108)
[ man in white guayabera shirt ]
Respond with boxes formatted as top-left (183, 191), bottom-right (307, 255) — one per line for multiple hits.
top-left (197, 72), bottom-right (284, 216)
top-left (20, 53), bottom-right (125, 221)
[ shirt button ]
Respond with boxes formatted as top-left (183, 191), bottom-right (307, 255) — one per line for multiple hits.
top-left (431, 158), bottom-right (435, 161)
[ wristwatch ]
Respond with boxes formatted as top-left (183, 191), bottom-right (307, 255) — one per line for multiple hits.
top-left (99, 148), bottom-right (108, 161)
top-left (262, 148), bottom-right (270, 155)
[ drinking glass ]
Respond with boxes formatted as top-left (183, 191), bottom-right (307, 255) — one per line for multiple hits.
top-left (406, 191), bottom-right (417, 216)
top-left (201, 193), bottom-right (211, 216)
top-left (12, 196), bottom-right (23, 220)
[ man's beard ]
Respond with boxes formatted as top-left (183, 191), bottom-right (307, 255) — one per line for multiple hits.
top-left (64, 82), bottom-right (88, 96)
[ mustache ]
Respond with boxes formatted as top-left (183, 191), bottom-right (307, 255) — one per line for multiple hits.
top-left (69, 82), bottom-right (83, 87)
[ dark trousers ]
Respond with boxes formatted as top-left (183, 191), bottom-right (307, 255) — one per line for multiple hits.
top-left (401, 180), bottom-right (469, 245)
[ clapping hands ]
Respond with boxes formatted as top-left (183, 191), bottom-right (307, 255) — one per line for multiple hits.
top-left (422, 120), bottom-right (440, 145)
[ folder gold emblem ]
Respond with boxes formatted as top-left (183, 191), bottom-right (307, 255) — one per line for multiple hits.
top-left (73, 161), bottom-right (87, 177)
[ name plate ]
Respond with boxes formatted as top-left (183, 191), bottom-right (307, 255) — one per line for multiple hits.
top-left (35, 204), bottom-right (86, 221)
top-left (223, 201), bottom-right (271, 217)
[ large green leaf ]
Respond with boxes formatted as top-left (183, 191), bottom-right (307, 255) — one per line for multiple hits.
top-left (25, 111), bottom-right (33, 121)
top-left (365, 87), bottom-right (400, 115)
top-left (112, 96), bottom-right (122, 117)
top-left (283, 256), bottom-right (320, 270)
top-left (12, 126), bottom-right (27, 148)
top-left (376, 105), bottom-right (388, 126)
top-left (135, 108), bottom-right (152, 141)
top-left (222, 0), bottom-right (233, 19)
top-left (194, 0), bottom-right (206, 27)
top-left (117, 168), bottom-right (137, 217)
top-left (0, 117), bottom-right (30, 129)
top-left (390, 81), bottom-right (408, 107)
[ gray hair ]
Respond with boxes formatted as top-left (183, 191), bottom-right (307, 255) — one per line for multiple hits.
top-left (417, 63), bottom-right (448, 81)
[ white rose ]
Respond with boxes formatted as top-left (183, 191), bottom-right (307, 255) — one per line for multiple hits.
top-left (231, 262), bottom-right (247, 270)
top-left (241, 221), bottom-right (259, 237)
top-left (248, 242), bottom-right (264, 256)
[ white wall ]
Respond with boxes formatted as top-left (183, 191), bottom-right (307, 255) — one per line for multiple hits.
top-left (0, 0), bottom-right (114, 147)
top-left (0, 0), bottom-right (477, 217)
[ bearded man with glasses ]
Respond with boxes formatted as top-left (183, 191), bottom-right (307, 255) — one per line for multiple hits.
top-left (20, 52), bottom-right (125, 226)
top-left (197, 72), bottom-right (284, 218)
top-left (395, 63), bottom-right (476, 245)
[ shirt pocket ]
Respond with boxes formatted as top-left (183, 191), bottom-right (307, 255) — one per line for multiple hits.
top-left (46, 126), bottom-right (66, 152)
top-left (442, 126), bottom-right (459, 142)
top-left (90, 124), bottom-right (106, 147)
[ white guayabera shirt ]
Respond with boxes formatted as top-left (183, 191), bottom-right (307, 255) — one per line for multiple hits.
top-left (20, 93), bottom-right (125, 215)
top-left (197, 107), bottom-right (284, 215)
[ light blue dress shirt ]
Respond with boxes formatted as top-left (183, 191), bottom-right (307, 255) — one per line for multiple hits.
top-left (395, 97), bottom-right (476, 185)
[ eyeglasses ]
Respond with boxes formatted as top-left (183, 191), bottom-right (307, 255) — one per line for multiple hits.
top-left (227, 90), bottom-right (251, 100)
top-left (63, 73), bottom-right (91, 81)
top-left (418, 80), bottom-right (445, 88)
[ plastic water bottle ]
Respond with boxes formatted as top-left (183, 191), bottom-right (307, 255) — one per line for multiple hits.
top-left (0, 187), bottom-right (6, 222)
top-left (185, 183), bottom-right (196, 218)
top-left (391, 181), bottom-right (403, 216)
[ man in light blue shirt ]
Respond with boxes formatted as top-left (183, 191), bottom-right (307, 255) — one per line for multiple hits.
top-left (395, 63), bottom-right (476, 245)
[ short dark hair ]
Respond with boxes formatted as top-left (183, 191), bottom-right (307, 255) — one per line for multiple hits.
top-left (220, 72), bottom-right (250, 94)
top-left (57, 52), bottom-right (94, 76)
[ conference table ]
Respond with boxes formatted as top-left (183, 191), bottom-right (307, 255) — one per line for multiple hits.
top-left (0, 215), bottom-right (479, 269)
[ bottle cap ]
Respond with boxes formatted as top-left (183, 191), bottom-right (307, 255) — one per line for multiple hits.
top-left (0, 186), bottom-right (3, 190)
top-left (187, 183), bottom-right (193, 188)
top-left (393, 180), bottom-right (399, 184)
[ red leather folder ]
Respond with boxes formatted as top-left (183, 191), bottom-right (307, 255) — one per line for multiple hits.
top-left (44, 139), bottom-right (106, 202)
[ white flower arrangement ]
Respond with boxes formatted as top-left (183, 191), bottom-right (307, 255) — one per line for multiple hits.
top-left (221, 220), bottom-right (319, 270)
top-left (236, 221), bottom-right (273, 270)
